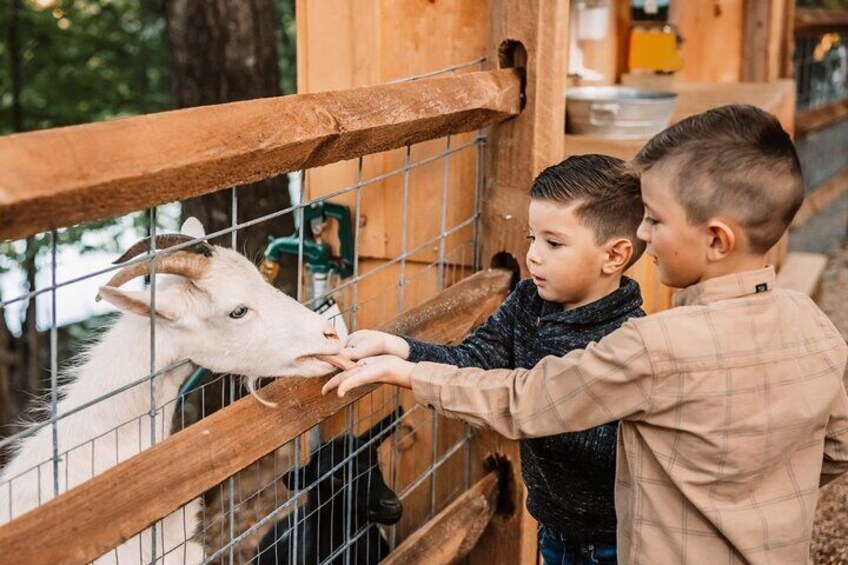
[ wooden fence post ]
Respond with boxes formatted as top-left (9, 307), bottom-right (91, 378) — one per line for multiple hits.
top-left (469, 1), bottom-right (569, 563)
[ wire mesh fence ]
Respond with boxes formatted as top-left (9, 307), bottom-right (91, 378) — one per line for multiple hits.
top-left (0, 58), bottom-right (488, 564)
top-left (794, 31), bottom-right (848, 112)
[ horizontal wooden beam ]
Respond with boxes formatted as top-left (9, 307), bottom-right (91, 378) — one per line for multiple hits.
top-left (383, 470), bottom-right (500, 565)
top-left (791, 167), bottom-right (848, 229)
top-left (796, 98), bottom-right (848, 137)
top-left (0, 69), bottom-right (521, 242)
top-left (776, 252), bottom-right (828, 298)
top-left (795, 8), bottom-right (848, 35)
top-left (0, 268), bottom-right (514, 564)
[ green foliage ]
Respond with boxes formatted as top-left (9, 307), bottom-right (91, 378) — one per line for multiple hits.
top-left (277, 0), bottom-right (297, 95)
top-left (0, 0), bottom-right (296, 279)
top-left (0, 0), bottom-right (173, 133)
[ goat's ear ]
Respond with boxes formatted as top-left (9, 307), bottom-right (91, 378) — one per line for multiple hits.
top-left (181, 217), bottom-right (206, 239)
top-left (357, 407), bottom-right (403, 445)
top-left (97, 287), bottom-right (179, 321)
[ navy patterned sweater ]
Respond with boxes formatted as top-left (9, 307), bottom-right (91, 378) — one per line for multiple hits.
top-left (404, 277), bottom-right (645, 543)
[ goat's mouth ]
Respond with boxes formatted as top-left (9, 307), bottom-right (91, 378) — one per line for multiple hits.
top-left (369, 498), bottom-right (403, 524)
top-left (301, 354), bottom-right (356, 372)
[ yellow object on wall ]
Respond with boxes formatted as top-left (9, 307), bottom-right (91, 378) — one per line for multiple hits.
top-left (628, 23), bottom-right (682, 73)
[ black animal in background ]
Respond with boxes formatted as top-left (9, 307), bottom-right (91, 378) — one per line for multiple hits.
top-left (255, 408), bottom-right (404, 564)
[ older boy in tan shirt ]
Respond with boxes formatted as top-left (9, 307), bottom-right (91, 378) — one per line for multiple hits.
top-left (323, 105), bottom-right (848, 564)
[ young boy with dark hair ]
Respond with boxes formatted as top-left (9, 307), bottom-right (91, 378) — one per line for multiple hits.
top-left (344, 153), bottom-right (646, 564)
top-left (325, 105), bottom-right (848, 565)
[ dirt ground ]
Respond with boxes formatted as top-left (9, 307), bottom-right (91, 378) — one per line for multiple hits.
top-left (811, 243), bottom-right (848, 565)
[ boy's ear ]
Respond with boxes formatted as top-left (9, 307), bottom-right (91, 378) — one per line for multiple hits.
top-left (602, 238), bottom-right (634, 275)
top-left (705, 219), bottom-right (737, 261)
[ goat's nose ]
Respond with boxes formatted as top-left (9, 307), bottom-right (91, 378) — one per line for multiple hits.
top-left (380, 498), bottom-right (401, 512)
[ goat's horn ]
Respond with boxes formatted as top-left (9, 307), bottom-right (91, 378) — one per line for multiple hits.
top-left (95, 251), bottom-right (210, 302)
top-left (113, 234), bottom-right (213, 265)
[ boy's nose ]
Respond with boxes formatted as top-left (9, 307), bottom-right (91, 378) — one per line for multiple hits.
top-left (636, 220), bottom-right (650, 242)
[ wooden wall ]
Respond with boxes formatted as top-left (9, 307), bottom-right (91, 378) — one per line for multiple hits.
top-left (576, 0), bottom-right (795, 86)
top-left (296, 0), bottom-right (493, 548)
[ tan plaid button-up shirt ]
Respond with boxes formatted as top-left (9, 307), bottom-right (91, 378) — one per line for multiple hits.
top-left (410, 267), bottom-right (848, 564)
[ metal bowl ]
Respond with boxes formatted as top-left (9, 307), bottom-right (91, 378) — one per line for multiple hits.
top-left (566, 86), bottom-right (677, 139)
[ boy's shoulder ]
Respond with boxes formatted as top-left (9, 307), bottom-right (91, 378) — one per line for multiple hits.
top-left (625, 286), bottom-right (846, 374)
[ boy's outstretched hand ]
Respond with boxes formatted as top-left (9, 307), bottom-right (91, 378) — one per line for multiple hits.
top-left (321, 355), bottom-right (415, 397)
top-left (343, 330), bottom-right (411, 361)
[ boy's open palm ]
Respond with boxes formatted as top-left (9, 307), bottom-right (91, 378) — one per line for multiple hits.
top-left (343, 330), bottom-right (410, 360)
top-left (321, 355), bottom-right (414, 397)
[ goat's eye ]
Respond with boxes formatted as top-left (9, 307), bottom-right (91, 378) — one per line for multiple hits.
top-left (229, 306), bottom-right (249, 319)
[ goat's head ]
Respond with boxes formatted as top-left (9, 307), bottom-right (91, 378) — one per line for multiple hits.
top-left (96, 218), bottom-right (344, 380)
top-left (284, 407), bottom-right (404, 527)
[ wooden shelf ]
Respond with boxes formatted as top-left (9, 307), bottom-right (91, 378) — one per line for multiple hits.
top-left (796, 98), bottom-right (848, 136)
top-left (795, 8), bottom-right (848, 36)
top-left (564, 79), bottom-right (796, 161)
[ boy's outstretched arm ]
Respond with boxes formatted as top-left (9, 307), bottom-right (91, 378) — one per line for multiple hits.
top-left (344, 281), bottom-right (523, 369)
top-left (324, 321), bottom-right (658, 439)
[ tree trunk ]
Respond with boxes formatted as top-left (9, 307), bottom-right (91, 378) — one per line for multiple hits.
top-left (1, 0), bottom-right (25, 440)
top-left (164, 0), bottom-right (297, 294)
top-left (22, 239), bottom-right (42, 396)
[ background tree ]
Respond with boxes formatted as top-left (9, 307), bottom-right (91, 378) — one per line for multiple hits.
top-left (0, 0), bottom-right (297, 441)
top-left (165, 0), bottom-right (299, 294)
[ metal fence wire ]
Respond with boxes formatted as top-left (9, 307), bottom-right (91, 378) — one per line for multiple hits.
top-left (0, 58), bottom-right (487, 564)
top-left (794, 30), bottom-right (848, 112)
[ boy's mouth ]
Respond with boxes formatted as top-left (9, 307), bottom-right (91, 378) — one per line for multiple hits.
top-left (531, 273), bottom-right (546, 285)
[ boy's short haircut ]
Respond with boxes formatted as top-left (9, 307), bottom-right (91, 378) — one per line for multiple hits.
top-left (530, 154), bottom-right (646, 269)
top-left (633, 104), bottom-right (804, 253)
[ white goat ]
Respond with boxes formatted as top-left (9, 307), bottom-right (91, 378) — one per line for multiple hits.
top-left (0, 218), bottom-right (345, 564)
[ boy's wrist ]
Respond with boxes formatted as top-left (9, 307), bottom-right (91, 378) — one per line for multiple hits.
top-left (389, 335), bottom-right (411, 359)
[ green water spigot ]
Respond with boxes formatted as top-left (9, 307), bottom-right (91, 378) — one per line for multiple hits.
top-left (260, 201), bottom-right (355, 284)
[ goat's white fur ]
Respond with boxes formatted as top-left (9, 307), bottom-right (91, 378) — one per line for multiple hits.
top-left (0, 218), bottom-right (342, 564)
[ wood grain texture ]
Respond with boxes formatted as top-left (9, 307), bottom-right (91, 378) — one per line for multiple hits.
top-left (796, 99), bottom-right (848, 137)
top-left (0, 69), bottom-right (520, 242)
top-left (795, 7), bottom-right (848, 36)
top-left (791, 168), bottom-right (848, 229)
top-left (475, 2), bottom-right (569, 563)
top-left (296, 0), bottom-right (490, 266)
top-left (670, 0), bottom-right (745, 83)
top-left (776, 252), bottom-right (829, 298)
top-left (0, 268), bottom-right (513, 565)
top-left (382, 471), bottom-right (499, 565)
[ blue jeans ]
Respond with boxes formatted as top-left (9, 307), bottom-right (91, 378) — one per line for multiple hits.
top-left (538, 526), bottom-right (617, 565)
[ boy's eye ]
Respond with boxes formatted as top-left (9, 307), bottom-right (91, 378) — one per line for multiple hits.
top-left (644, 216), bottom-right (658, 225)
top-left (546, 240), bottom-right (562, 249)
top-left (526, 234), bottom-right (536, 242)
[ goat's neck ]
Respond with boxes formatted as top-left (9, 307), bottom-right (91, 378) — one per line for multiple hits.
top-left (59, 315), bottom-right (191, 445)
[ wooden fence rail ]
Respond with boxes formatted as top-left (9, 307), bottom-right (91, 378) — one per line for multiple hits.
top-left (0, 268), bottom-right (513, 565)
top-left (0, 69), bottom-right (521, 242)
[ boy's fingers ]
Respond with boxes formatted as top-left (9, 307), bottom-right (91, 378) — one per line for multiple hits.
top-left (321, 374), bottom-right (342, 395)
top-left (338, 373), bottom-right (375, 397)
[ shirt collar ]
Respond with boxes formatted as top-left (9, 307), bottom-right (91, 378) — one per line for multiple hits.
top-left (672, 266), bottom-right (776, 307)
top-left (541, 276), bottom-right (644, 325)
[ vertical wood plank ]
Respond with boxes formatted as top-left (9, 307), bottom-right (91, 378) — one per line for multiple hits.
top-left (296, 0), bottom-right (497, 552)
top-left (671, 0), bottom-right (745, 83)
top-left (475, 1), bottom-right (569, 563)
top-left (743, 0), bottom-right (793, 82)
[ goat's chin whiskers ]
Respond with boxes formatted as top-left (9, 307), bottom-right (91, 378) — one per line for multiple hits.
top-left (245, 376), bottom-right (278, 408)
